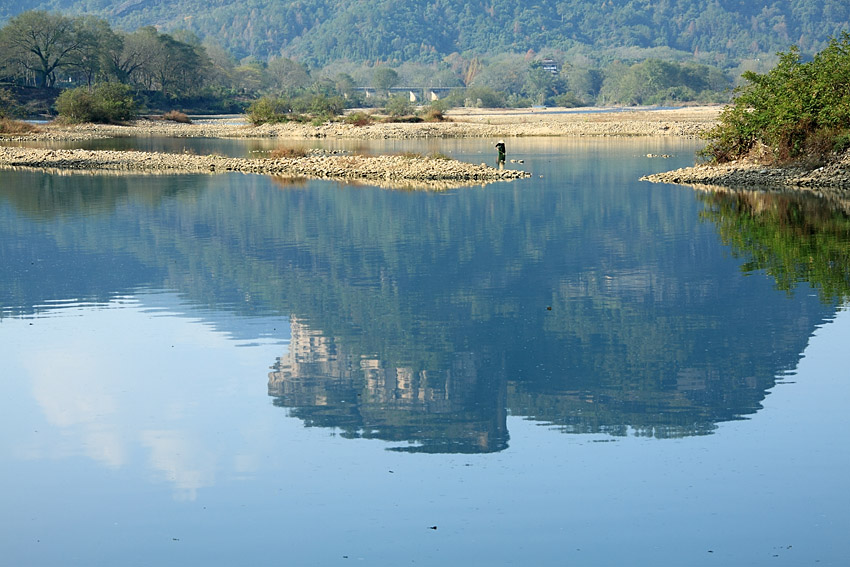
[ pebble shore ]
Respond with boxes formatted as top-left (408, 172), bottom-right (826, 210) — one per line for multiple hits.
top-left (641, 150), bottom-right (850, 195)
top-left (0, 146), bottom-right (529, 188)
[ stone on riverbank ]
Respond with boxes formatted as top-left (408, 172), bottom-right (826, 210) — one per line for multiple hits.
top-left (641, 150), bottom-right (850, 197)
top-left (0, 146), bottom-right (529, 189)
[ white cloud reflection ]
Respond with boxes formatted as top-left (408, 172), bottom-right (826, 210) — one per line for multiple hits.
top-left (140, 429), bottom-right (217, 501)
top-left (3, 292), bottom-right (289, 500)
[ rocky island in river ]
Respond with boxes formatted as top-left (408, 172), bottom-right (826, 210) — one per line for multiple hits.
top-left (0, 146), bottom-right (528, 189)
top-left (642, 149), bottom-right (850, 196)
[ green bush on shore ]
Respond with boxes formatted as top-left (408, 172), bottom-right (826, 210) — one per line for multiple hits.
top-left (247, 94), bottom-right (345, 125)
top-left (55, 83), bottom-right (137, 124)
top-left (701, 33), bottom-right (850, 165)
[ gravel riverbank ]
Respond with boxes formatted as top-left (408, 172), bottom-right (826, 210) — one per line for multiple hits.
top-left (641, 149), bottom-right (850, 194)
top-left (0, 146), bottom-right (529, 188)
top-left (2, 106), bottom-right (722, 142)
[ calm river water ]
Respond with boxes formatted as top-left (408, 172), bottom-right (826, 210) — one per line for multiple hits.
top-left (1, 136), bottom-right (849, 566)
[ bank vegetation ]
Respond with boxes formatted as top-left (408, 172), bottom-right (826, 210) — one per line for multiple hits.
top-left (645, 34), bottom-right (850, 191)
top-left (0, 10), bottom-right (738, 122)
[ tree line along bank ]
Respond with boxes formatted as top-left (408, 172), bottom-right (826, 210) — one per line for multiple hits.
top-left (0, 9), bottom-right (738, 122)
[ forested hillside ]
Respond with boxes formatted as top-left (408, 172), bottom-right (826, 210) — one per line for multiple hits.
top-left (1, 0), bottom-right (847, 66)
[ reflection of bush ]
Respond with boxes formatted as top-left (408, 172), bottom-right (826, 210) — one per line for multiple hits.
top-left (700, 189), bottom-right (850, 302)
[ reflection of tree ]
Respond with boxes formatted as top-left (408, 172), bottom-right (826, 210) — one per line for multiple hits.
top-left (0, 169), bottom-right (187, 220)
top-left (0, 171), bottom-right (197, 318)
top-left (699, 189), bottom-right (850, 303)
top-left (268, 317), bottom-right (508, 453)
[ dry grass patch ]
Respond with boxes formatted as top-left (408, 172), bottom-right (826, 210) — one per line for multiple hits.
top-left (343, 112), bottom-right (374, 126)
top-left (269, 147), bottom-right (308, 158)
top-left (0, 118), bottom-right (40, 134)
top-left (160, 110), bottom-right (192, 124)
top-left (421, 108), bottom-right (449, 122)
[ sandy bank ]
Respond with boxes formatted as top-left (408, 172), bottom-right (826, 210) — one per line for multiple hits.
top-left (0, 146), bottom-right (529, 189)
top-left (2, 106), bottom-right (722, 142)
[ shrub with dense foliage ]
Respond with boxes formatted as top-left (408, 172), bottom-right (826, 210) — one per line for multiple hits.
top-left (56, 83), bottom-right (137, 123)
top-left (247, 93), bottom-right (344, 125)
top-left (384, 94), bottom-right (413, 117)
top-left (701, 34), bottom-right (850, 164)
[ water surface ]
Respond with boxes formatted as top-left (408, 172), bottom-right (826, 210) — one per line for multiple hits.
top-left (1, 137), bottom-right (848, 565)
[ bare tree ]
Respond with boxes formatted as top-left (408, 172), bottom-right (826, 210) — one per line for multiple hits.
top-left (107, 27), bottom-right (160, 87)
top-left (67, 16), bottom-right (120, 87)
top-left (266, 56), bottom-right (311, 94)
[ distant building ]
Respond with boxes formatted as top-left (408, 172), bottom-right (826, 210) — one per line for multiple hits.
top-left (541, 58), bottom-right (559, 75)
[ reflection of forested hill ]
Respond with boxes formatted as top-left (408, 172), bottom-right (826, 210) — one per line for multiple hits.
top-left (1, 162), bottom-right (842, 449)
top-left (2, 1), bottom-right (848, 64)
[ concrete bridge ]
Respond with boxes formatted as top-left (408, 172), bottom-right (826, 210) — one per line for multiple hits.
top-left (355, 86), bottom-right (464, 101)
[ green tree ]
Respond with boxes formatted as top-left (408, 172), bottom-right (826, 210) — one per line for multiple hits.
top-left (524, 62), bottom-right (564, 105)
top-left (441, 86), bottom-right (506, 108)
top-left (563, 66), bottom-right (603, 102)
top-left (472, 54), bottom-right (528, 95)
top-left (292, 92), bottom-right (345, 117)
top-left (332, 72), bottom-right (357, 97)
top-left (246, 95), bottom-right (292, 125)
top-left (372, 67), bottom-right (399, 95)
top-left (202, 41), bottom-right (238, 93)
top-left (117, 27), bottom-right (207, 97)
top-left (599, 59), bottom-right (729, 105)
top-left (0, 87), bottom-right (18, 117)
top-left (233, 58), bottom-right (267, 96)
top-left (0, 10), bottom-right (86, 87)
top-left (149, 32), bottom-right (207, 96)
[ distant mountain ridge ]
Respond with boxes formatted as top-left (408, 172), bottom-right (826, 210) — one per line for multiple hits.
top-left (2, 0), bottom-right (848, 66)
